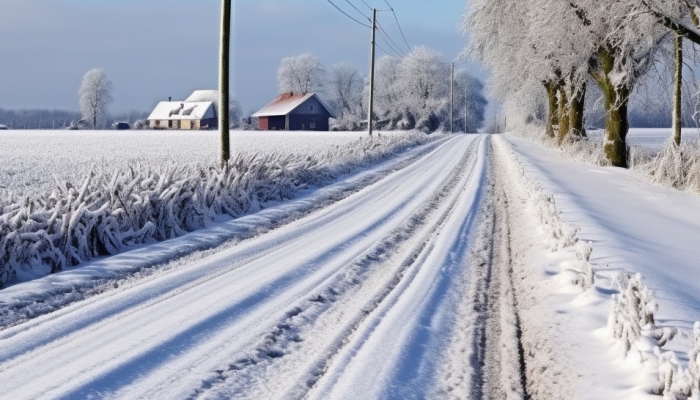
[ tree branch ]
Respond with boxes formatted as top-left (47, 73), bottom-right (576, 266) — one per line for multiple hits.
top-left (639, 0), bottom-right (700, 44)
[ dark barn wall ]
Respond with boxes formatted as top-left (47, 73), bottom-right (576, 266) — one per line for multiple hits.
top-left (267, 116), bottom-right (286, 130)
top-left (288, 114), bottom-right (330, 131)
top-left (290, 97), bottom-right (326, 116)
top-left (287, 97), bottom-right (332, 131)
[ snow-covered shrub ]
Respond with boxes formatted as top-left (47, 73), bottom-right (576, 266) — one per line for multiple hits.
top-left (0, 131), bottom-right (441, 287)
top-left (688, 322), bottom-right (700, 399)
top-left (652, 347), bottom-right (692, 400)
top-left (609, 273), bottom-right (658, 357)
top-left (132, 119), bottom-right (149, 130)
top-left (634, 138), bottom-right (700, 195)
top-left (574, 241), bottom-right (595, 290)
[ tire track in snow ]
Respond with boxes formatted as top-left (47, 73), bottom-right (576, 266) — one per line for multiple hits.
top-left (0, 135), bottom-right (479, 400)
top-left (304, 136), bottom-right (491, 400)
top-left (188, 136), bottom-right (485, 400)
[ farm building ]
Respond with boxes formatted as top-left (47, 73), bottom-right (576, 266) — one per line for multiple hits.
top-left (147, 91), bottom-right (218, 130)
top-left (252, 92), bottom-right (336, 131)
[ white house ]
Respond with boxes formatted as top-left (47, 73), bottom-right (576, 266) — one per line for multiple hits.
top-left (147, 91), bottom-right (218, 130)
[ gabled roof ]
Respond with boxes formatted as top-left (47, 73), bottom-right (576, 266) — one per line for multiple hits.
top-left (147, 101), bottom-right (216, 121)
top-left (185, 90), bottom-right (218, 103)
top-left (252, 92), bottom-right (336, 118)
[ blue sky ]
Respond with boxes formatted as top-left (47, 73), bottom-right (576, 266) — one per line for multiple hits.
top-left (0, 0), bottom-right (488, 115)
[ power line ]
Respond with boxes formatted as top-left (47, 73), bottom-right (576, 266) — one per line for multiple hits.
top-left (383, 0), bottom-right (413, 55)
top-left (376, 21), bottom-right (408, 57)
top-left (344, 0), bottom-right (372, 21)
top-left (377, 22), bottom-right (407, 57)
top-left (359, 0), bottom-right (374, 11)
top-left (375, 41), bottom-right (398, 58)
top-left (327, 0), bottom-right (372, 28)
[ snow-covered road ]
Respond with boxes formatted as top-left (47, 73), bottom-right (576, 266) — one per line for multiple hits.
top-left (0, 134), bottom-right (501, 399)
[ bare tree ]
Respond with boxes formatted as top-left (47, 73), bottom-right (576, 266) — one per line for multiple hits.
top-left (277, 53), bottom-right (325, 94)
top-left (78, 69), bottom-right (113, 129)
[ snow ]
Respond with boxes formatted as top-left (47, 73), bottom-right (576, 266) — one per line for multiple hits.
top-left (251, 92), bottom-right (336, 118)
top-left (3, 129), bottom-right (700, 398)
top-left (147, 101), bottom-right (216, 120)
top-left (0, 134), bottom-right (489, 399)
top-left (0, 130), bottom-right (440, 288)
top-left (0, 130), bottom-right (375, 199)
top-left (185, 90), bottom-right (219, 103)
top-left (588, 128), bottom-right (700, 153)
top-left (500, 134), bottom-right (700, 398)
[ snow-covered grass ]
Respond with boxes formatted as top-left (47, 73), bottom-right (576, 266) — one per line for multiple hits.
top-left (500, 133), bottom-right (700, 399)
top-left (0, 130), bottom-right (380, 200)
top-left (592, 128), bottom-right (700, 154)
top-left (0, 130), bottom-right (441, 287)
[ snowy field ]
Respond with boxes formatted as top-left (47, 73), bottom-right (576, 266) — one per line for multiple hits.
top-left (0, 130), bottom-right (374, 198)
top-left (588, 128), bottom-right (700, 152)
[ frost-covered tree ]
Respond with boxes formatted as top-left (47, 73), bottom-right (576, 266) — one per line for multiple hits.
top-left (371, 48), bottom-right (487, 133)
top-left (277, 53), bottom-right (325, 94)
top-left (78, 69), bottom-right (113, 129)
top-left (453, 70), bottom-right (488, 133)
top-left (328, 63), bottom-right (364, 120)
top-left (465, 0), bottom-right (672, 166)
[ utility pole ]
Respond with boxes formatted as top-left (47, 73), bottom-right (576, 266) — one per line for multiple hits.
top-left (450, 63), bottom-right (454, 134)
top-left (465, 83), bottom-right (468, 134)
top-left (368, 8), bottom-right (377, 137)
top-left (219, 0), bottom-right (232, 168)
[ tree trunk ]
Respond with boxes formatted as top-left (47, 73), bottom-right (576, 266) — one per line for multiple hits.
top-left (569, 82), bottom-right (587, 138)
top-left (544, 82), bottom-right (559, 138)
top-left (219, 0), bottom-right (232, 168)
top-left (592, 47), bottom-right (630, 168)
top-left (603, 87), bottom-right (630, 168)
top-left (557, 89), bottom-right (570, 145)
top-left (673, 32), bottom-right (682, 146)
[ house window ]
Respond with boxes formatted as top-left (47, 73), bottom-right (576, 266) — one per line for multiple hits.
top-left (309, 105), bottom-right (315, 113)
top-left (310, 119), bottom-right (316, 130)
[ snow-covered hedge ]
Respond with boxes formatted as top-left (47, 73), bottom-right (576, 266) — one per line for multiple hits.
top-left (496, 134), bottom-right (700, 399)
top-left (494, 138), bottom-right (579, 250)
top-left (0, 131), bottom-right (441, 287)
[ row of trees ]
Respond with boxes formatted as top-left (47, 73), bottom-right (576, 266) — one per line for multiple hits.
top-left (465, 0), bottom-right (700, 167)
top-left (0, 108), bottom-right (149, 130)
top-left (276, 49), bottom-right (488, 133)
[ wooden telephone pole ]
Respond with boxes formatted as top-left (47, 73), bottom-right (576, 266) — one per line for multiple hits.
top-left (368, 9), bottom-right (377, 137)
top-left (450, 63), bottom-right (454, 133)
top-left (219, 0), bottom-right (232, 167)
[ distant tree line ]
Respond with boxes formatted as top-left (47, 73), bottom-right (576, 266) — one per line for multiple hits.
top-left (0, 108), bottom-right (149, 130)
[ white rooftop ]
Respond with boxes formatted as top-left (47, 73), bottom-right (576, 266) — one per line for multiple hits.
top-left (185, 90), bottom-right (218, 103)
top-left (147, 101), bottom-right (216, 121)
